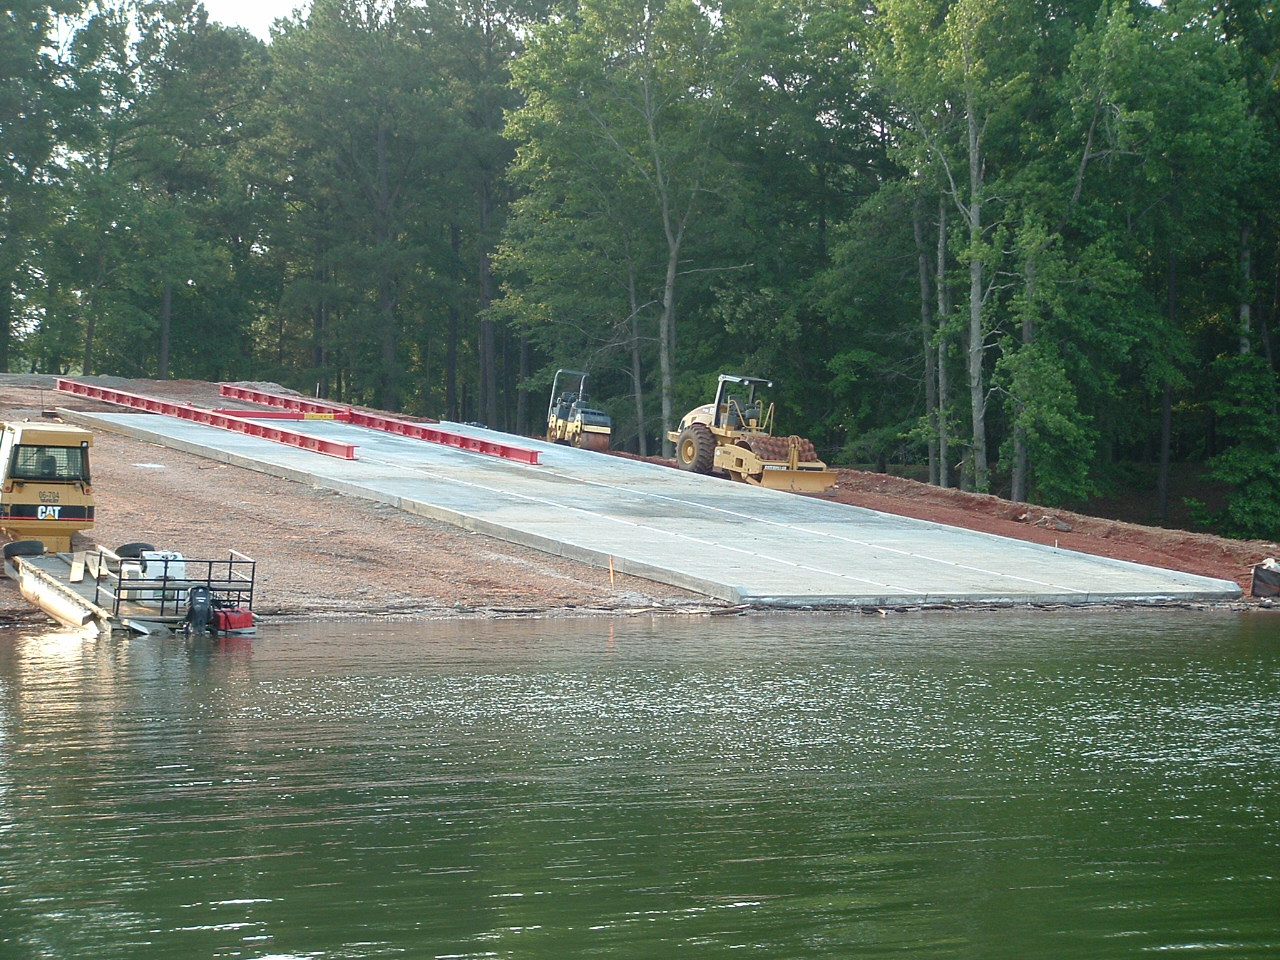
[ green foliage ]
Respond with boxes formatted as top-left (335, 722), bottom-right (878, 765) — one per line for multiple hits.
top-left (4, 0), bottom-right (1280, 534)
top-left (995, 340), bottom-right (1097, 505)
top-left (502, 0), bottom-right (746, 446)
top-left (1194, 354), bottom-right (1280, 540)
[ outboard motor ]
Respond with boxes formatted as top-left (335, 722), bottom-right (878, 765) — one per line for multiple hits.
top-left (186, 585), bottom-right (213, 634)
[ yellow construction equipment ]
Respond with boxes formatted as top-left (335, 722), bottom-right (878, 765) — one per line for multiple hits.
top-left (668, 374), bottom-right (835, 493)
top-left (0, 421), bottom-right (95, 552)
top-left (546, 369), bottom-right (612, 452)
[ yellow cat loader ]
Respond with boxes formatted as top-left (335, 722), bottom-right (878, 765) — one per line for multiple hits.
top-left (668, 374), bottom-right (835, 493)
top-left (0, 421), bottom-right (94, 552)
top-left (546, 369), bottom-right (612, 452)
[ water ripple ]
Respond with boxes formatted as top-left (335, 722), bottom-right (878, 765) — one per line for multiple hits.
top-left (0, 611), bottom-right (1276, 959)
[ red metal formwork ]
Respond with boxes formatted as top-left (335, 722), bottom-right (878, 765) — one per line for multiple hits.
top-left (219, 384), bottom-right (352, 417)
top-left (209, 409), bottom-right (352, 421)
top-left (55, 379), bottom-right (358, 460)
top-left (218, 384), bottom-right (541, 465)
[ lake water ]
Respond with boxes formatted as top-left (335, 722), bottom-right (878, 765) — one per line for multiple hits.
top-left (1, 610), bottom-right (1277, 959)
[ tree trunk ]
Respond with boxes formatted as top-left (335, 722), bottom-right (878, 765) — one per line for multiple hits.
top-left (1157, 248), bottom-right (1178, 520)
top-left (631, 343), bottom-right (647, 456)
top-left (660, 231), bottom-right (680, 455)
top-left (912, 193), bottom-right (939, 486)
top-left (478, 180), bottom-right (498, 429)
top-left (81, 240), bottom-right (112, 376)
top-left (657, 203), bottom-right (681, 456)
top-left (648, 89), bottom-right (693, 457)
top-left (1011, 419), bottom-right (1027, 502)
top-left (447, 226), bottom-right (462, 421)
top-left (1239, 223), bottom-right (1253, 356)
top-left (82, 304), bottom-right (96, 377)
top-left (378, 264), bottom-right (399, 411)
top-left (312, 255), bottom-right (329, 398)
top-left (628, 267), bottom-right (648, 456)
top-left (1010, 259), bottom-right (1036, 504)
top-left (1158, 380), bottom-right (1173, 519)
top-left (936, 194), bottom-right (951, 489)
top-left (446, 304), bottom-right (460, 421)
top-left (965, 91), bottom-right (989, 493)
top-left (0, 280), bottom-right (12, 376)
top-left (158, 281), bottom-right (173, 379)
top-left (374, 123), bottom-right (400, 412)
top-left (516, 336), bottom-right (529, 435)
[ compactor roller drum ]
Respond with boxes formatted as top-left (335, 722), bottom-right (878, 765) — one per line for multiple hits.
top-left (574, 425), bottom-right (611, 453)
top-left (667, 374), bottom-right (835, 494)
top-left (739, 435), bottom-right (818, 463)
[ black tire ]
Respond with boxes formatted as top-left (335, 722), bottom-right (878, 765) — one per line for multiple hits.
top-left (115, 542), bottom-right (155, 559)
top-left (675, 423), bottom-right (715, 474)
top-left (3, 540), bottom-right (44, 559)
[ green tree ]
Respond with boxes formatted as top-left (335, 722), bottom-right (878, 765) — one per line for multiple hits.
top-left (876, 0), bottom-right (1035, 491)
top-left (32, 1), bottom-right (268, 378)
top-left (413, 0), bottom-right (547, 429)
top-left (1, 1), bottom-right (88, 373)
top-left (266, 0), bottom-right (456, 411)
top-left (710, 0), bottom-right (891, 460)
top-left (1195, 353), bottom-right (1280, 538)
top-left (1092, 0), bottom-right (1250, 517)
top-left (506, 0), bottom-right (740, 451)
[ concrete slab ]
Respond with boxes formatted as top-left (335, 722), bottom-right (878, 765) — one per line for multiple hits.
top-left (64, 410), bottom-right (1242, 607)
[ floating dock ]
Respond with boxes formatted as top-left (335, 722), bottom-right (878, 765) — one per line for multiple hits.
top-left (5, 545), bottom-right (256, 635)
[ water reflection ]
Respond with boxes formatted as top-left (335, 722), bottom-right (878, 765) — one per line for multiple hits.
top-left (1, 611), bottom-right (1277, 959)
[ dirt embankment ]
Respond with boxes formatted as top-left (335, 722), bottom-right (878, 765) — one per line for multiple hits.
top-left (0, 374), bottom-right (1274, 624)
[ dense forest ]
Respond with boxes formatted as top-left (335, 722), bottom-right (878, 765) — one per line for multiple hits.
top-left (5, 0), bottom-right (1280, 537)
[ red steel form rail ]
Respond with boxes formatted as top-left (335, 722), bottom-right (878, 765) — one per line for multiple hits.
top-left (55, 379), bottom-right (358, 460)
top-left (209, 409), bottom-right (353, 421)
top-left (218, 384), bottom-right (541, 465)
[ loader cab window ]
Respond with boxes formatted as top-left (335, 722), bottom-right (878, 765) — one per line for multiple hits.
top-left (10, 445), bottom-right (90, 483)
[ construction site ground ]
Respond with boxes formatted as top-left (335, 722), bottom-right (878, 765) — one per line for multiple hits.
top-left (0, 375), bottom-right (1274, 625)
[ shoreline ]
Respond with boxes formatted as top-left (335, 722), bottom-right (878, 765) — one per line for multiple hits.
top-left (0, 374), bottom-right (1273, 628)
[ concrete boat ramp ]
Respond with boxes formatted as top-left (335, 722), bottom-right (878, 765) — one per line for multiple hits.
top-left (63, 408), bottom-right (1241, 608)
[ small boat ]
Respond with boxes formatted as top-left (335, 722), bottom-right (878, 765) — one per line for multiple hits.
top-left (4, 540), bottom-right (257, 635)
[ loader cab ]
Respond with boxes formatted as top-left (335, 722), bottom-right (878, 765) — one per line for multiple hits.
top-left (0, 422), bottom-right (95, 552)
